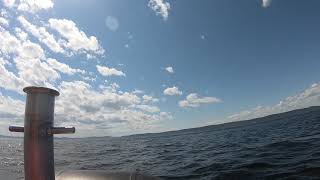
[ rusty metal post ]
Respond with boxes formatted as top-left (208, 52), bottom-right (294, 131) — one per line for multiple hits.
top-left (9, 86), bottom-right (75, 180)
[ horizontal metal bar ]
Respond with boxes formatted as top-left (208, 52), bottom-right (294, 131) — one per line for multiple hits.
top-left (9, 126), bottom-right (24, 132)
top-left (47, 127), bottom-right (75, 135)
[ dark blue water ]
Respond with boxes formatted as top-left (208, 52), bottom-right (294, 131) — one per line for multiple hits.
top-left (1, 107), bottom-right (320, 179)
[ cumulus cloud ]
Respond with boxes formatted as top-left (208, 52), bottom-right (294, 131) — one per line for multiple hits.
top-left (262, 0), bottom-right (272, 8)
top-left (0, 0), bottom-right (173, 136)
top-left (0, 93), bottom-right (25, 135)
top-left (132, 89), bottom-right (144, 94)
top-left (0, 58), bottom-right (27, 93)
top-left (163, 86), bottom-right (182, 96)
top-left (142, 95), bottom-right (159, 103)
top-left (17, 0), bottom-right (54, 13)
top-left (53, 81), bottom-right (172, 136)
top-left (0, 29), bottom-right (60, 87)
top-left (18, 40), bottom-right (45, 59)
top-left (0, 30), bottom-right (22, 57)
top-left (48, 18), bottom-right (104, 57)
top-left (3, 0), bottom-right (54, 13)
top-left (105, 16), bottom-right (119, 31)
top-left (179, 93), bottom-right (222, 108)
top-left (228, 83), bottom-right (320, 121)
top-left (15, 28), bottom-right (28, 41)
top-left (96, 65), bottom-right (126, 77)
top-left (15, 57), bottom-right (59, 86)
top-left (136, 104), bottom-right (160, 113)
top-left (0, 17), bottom-right (9, 27)
top-left (0, 93), bottom-right (24, 118)
top-left (0, 93), bottom-right (24, 133)
top-left (99, 82), bottom-right (120, 93)
top-left (47, 58), bottom-right (85, 75)
top-left (18, 16), bottom-right (64, 53)
top-left (165, 66), bottom-right (174, 74)
top-left (2, 0), bottom-right (15, 8)
top-left (148, 0), bottom-right (170, 20)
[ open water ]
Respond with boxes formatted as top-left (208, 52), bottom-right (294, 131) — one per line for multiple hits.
top-left (1, 107), bottom-right (320, 179)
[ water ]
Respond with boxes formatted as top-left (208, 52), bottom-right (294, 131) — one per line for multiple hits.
top-left (1, 107), bottom-right (320, 179)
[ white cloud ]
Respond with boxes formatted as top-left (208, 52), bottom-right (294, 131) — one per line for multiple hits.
top-left (14, 57), bottom-right (60, 86)
top-left (96, 65), bottom-right (125, 77)
top-left (15, 28), bottom-right (28, 41)
top-left (0, 93), bottom-right (24, 134)
top-left (163, 86), bottom-right (182, 96)
top-left (81, 75), bottom-right (96, 82)
top-left (99, 82), bottom-right (120, 93)
top-left (136, 104), bottom-right (160, 113)
top-left (2, 0), bottom-right (53, 13)
top-left (48, 18), bottom-right (104, 57)
top-left (228, 83), bottom-right (320, 121)
top-left (17, 0), bottom-right (54, 13)
top-left (18, 16), bottom-right (64, 53)
top-left (52, 81), bottom-right (171, 136)
top-left (262, 0), bottom-right (272, 8)
top-left (0, 93), bottom-right (24, 118)
top-left (2, 0), bottom-right (15, 8)
top-left (0, 28), bottom-right (61, 89)
top-left (179, 93), bottom-right (222, 108)
top-left (0, 17), bottom-right (9, 27)
top-left (142, 94), bottom-right (159, 103)
top-left (56, 81), bottom-right (140, 113)
top-left (105, 16), bottom-right (119, 31)
top-left (0, 95), bottom-right (25, 136)
top-left (18, 40), bottom-right (45, 59)
top-left (0, 2), bottom-right (172, 136)
top-left (1, 9), bottom-right (8, 16)
top-left (47, 58), bottom-right (85, 75)
top-left (165, 66), bottom-right (174, 74)
top-left (0, 30), bottom-right (21, 57)
top-left (148, 0), bottom-right (170, 20)
top-left (132, 89), bottom-right (144, 94)
top-left (0, 58), bottom-right (27, 93)
top-left (0, 29), bottom-right (44, 60)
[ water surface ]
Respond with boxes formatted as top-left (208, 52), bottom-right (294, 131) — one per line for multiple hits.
top-left (1, 107), bottom-right (320, 179)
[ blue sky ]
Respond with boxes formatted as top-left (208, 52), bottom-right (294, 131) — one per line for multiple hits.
top-left (1, 0), bottom-right (320, 137)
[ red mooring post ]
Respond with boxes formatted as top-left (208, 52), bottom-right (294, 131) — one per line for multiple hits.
top-left (9, 87), bottom-right (75, 180)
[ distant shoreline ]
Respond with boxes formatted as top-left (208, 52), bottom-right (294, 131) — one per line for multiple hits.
top-left (2, 106), bottom-right (320, 139)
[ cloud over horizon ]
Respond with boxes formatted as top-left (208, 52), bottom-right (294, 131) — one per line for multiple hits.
top-left (179, 93), bottom-right (222, 108)
top-left (228, 83), bottom-right (320, 122)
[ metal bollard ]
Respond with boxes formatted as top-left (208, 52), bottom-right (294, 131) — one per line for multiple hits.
top-left (9, 86), bottom-right (75, 180)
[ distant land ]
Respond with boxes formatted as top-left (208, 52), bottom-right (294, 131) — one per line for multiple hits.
top-left (1, 106), bottom-right (320, 139)
top-left (127, 106), bottom-right (320, 138)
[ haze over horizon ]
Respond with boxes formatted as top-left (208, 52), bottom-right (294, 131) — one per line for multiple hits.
top-left (1, 0), bottom-right (320, 137)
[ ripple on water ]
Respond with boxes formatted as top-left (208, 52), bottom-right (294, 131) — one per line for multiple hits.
top-left (2, 108), bottom-right (320, 179)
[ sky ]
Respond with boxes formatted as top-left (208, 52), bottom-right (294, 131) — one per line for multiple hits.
top-left (1, 0), bottom-right (320, 137)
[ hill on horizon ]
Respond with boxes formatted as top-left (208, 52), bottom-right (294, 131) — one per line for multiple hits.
top-left (2, 106), bottom-right (320, 139)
